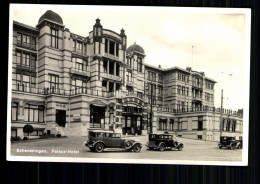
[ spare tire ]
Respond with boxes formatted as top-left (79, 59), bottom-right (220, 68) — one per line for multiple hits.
top-left (124, 140), bottom-right (133, 149)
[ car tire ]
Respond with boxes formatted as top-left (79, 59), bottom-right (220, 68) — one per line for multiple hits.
top-left (159, 144), bottom-right (165, 151)
top-left (133, 144), bottom-right (141, 153)
top-left (178, 146), bottom-right (183, 151)
top-left (95, 143), bottom-right (104, 153)
top-left (219, 146), bottom-right (222, 149)
top-left (124, 140), bottom-right (133, 149)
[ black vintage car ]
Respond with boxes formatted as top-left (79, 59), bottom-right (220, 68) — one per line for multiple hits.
top-left (146, 133), bottom-right (184, 151)
top-left (218, 136), bottom-right (242, 150)
top-left (83, 130), bottom-right (142, 153)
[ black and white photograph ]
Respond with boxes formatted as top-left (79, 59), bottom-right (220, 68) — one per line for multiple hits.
top-left (7, 4), bottom-right (250, 165)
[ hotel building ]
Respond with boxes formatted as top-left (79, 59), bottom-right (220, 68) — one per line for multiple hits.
top-left (10, 10), bottom-right (243, 141)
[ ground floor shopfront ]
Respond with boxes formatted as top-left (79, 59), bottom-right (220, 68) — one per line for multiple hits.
top-left (10, 92), bottom-right (243, 141)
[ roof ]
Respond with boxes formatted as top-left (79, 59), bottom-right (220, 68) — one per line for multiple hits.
top-left (38, 10), bottom-right (63, 25)
top-left (127, 42), bottom-right (145, 54)
top-left (13, 21), bottom-right (39, 33)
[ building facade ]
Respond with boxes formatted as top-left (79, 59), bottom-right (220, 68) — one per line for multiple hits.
top-left (10, 10), bottom-right (243, 141)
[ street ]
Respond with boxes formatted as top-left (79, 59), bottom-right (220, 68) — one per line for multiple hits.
top-left (10, 135), bottom-right (242, 162)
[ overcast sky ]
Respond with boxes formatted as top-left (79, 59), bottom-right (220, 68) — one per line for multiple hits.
top-left (10, 5), bottom-right (250, 111)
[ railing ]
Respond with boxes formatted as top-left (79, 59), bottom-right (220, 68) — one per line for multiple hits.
top-left (70, 67), bottom-right (90, 77)
top-left (156, 106), bottom-right (243, 117)
top-left (16, 64), bottom-right (36, 72)
top-left (101, 73), bottom-right (121, 81)
top-left (192, 82), bottom-right (203, 89)
top-left (192, 96), bottom-right (202, 101)
top-left (17, 41), bottom-right (36, 50)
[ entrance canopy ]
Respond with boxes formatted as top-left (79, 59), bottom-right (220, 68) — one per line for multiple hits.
top-left (89, 99), bottom-right (109, 107)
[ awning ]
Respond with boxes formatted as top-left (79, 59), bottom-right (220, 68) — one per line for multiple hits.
top-left (24, 101), bottom-right (45, 106)
top-left (89, 99), bottom-right (108, 107)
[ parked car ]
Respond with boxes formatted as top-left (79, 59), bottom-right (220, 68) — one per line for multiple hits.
top-left (146, 133), bottom-right (184, 151)
top-left (218, 136), bottom-right (242, 150)
top-left (83, 130), bottom-right (142, 153)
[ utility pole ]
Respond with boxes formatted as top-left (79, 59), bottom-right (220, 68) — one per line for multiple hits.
top-left (150, 84), bottom-right (153, 133)
top-left (220, 89), bottom-right (223, 139)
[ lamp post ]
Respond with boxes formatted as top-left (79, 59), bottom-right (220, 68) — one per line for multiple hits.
top-left (146, 83), bottom-right (153, 134)
top-left (220, 89), bottom-right (223, 139)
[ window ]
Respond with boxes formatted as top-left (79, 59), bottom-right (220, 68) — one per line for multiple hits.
top-left (198, 116), bottom-right (203, 130)
top-left (177, 86), bottom-right (181, 95)
top-left (158, 86), bottom-right (163, 95)
top-left (127, 58), bottom-right (131, 68)
top-left (51, 28), bottom-right (58, 49)
top-left (158, 74), bottom-right (163, 81)
top-left (116, 43), bottom-right (119, 56)
top-left (11, 102), bottom-right (18, 121)
top-left (16, 73), bottom-right (36, 91)
top-left (126, 71), bottom-right (132, 82)
top-left (72, 58), bottom-right (87, 71)
top-left (49, 74), bottom-right (59, 89)
top-left (109, 61), bottom-right (114, 75)
top-left (137, 58), bottom-right (142, 72)
top-left (170, 119), bottom-right (174, 130)
top-left (105, 39), bottom-right (108, 53)
top-left (116, 63), bottom-right (120, 76)
top-left (17, 32), bottom-right (36, 50)
top-left (137, 92), bottom-right (143, 99)
top-left (178, 73), bottom-right (181, 80)
top-left (17, 51), bottom-right (36, 68)
top-left (73, 40), bottom-right (76, 51)
top-left (126, 86), bottom-right (133, 93)
top-left (102, 80), bottom-right (107, 91)
top-left (72, 79), bottom-right (86, 93)
top-left (109, 41), bottom-right (115, 55)
top-left (24, 104), bottom-right (44, 122)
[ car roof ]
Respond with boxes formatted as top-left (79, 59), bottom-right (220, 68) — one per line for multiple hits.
top-left (89, 130), bottom-right (115, 133)
top-left (150, 133), bottom-right (173, 136)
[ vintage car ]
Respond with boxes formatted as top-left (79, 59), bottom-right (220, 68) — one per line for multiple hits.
top-left (218, 136), bottom-right (242, 149)
top-left (83, 130), bottom-right (142, 153)
top-left (146, 133), bottom-right (184, 151)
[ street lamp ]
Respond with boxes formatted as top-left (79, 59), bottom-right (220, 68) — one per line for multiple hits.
top-left (146, 83), bottom-right (153, 134)
top-left (219, 72), bottom-right (233, 140)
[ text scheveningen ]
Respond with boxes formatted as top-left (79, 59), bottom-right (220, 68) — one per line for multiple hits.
top-left (16, 148), bottom-right (47, 154)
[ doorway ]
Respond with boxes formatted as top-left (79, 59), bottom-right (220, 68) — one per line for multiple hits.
top-left (56, 110), bottom-right (66, 127)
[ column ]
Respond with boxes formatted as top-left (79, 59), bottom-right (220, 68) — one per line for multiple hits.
top-left (107, 59), bottom-right (109, 74)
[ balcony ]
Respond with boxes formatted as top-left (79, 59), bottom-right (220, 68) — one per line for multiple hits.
top-left (70, 67), bottom-right (90, 78)
top-left (103, 53), bottom-right (120, 61)
top-left (192, 81), bottom-right (203, 89)
top-left (101, 73), bottom-right (122, 82)
top-left (17, 41), bottom-right (36, 51)
top-left (192, 96), bottom-right (202, 101)
top-left (126, 80), bottom-right (134, 87)
top-left (16, 64), bottom-right (36, 73)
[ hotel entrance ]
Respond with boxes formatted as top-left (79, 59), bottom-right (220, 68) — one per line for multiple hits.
top-left (123, 115), bottom-right (142, 135)
top-left (122, 105), bottom-right (143, 135)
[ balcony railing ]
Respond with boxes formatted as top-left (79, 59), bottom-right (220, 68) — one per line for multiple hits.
top-left (101, 73), bottom-right (121, 81)
top-left (192, 82), bottom-right (203, 89)
top-left (192, 96), bottom-right (202, 101)
top-left (16, 64), bottom-right (36, 72)
top-left (70, 67), bottom-right (90, 77)
top-left (17, 41), bottom-right (36, 50)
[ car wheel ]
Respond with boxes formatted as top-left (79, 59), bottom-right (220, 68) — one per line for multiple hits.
top-left (219, 146), bottom-right (222, 149)
top-left (124, 140), bottom-right (133, 149)
top-left (159, 144), bottom-right (165, 151)
top-left (95, 143), bottom-right (104, 153)
top-left (133, 144), bottom-right (141, 153)
top-left (178, 146), bottom-right (183, 151)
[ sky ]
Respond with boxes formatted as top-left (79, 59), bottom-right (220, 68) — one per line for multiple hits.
top-left (10, 5), bottom-right (251, 111)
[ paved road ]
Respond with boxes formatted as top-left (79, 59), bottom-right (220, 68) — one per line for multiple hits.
top-left (10, 135), bottom-right (242, 162)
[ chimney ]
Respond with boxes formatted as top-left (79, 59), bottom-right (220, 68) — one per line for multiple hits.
top-left (159, 65), bottom-right (161, 68)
